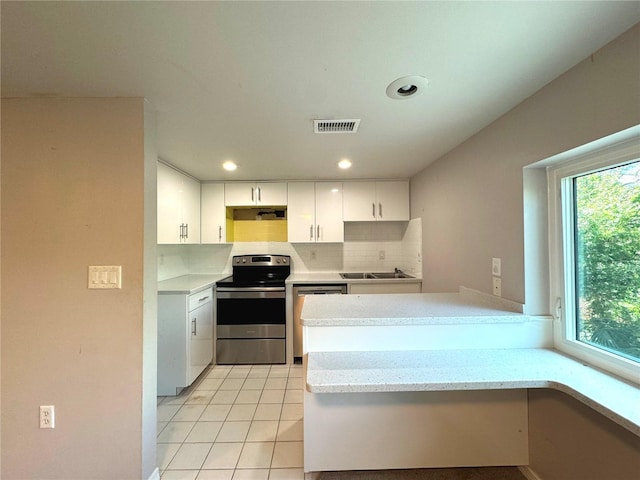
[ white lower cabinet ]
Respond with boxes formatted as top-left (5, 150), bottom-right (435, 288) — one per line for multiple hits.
top-left (158, 288), bottom-right (214, 395)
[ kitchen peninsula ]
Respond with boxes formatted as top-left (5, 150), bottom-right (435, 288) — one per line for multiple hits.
top-left (301, 289), bottom-right (640, 475)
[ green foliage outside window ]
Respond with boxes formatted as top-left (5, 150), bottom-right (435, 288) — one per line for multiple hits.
top-left (574, 161), bottom-right (640, 361)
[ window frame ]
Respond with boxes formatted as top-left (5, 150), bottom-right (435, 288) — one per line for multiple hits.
top-left (547, 126), bottom-right (640, 384)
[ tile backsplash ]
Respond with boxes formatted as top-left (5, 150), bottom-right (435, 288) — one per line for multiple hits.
top-left (158, 218), bottom-right (422, 281)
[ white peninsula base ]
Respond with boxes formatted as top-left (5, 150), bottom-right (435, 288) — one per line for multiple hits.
top-left (304, 388), bottom-right (528, 472)
top-left (301, 290), bottom-right (548, 474)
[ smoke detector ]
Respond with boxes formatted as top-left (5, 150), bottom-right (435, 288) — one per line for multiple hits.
top-left (314, 119), bottom-right (361, 134)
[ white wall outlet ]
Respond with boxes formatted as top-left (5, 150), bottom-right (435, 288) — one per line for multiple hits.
top-left (40, 405), bottom-right (55, 429)
top-left (379, 250), bottom-right (385, 260)
top-left (310, 250), bottom-right (317, 260)
top-left (492, 257), bottom-right (501, 277)
top-left (492, 277), bottom-right (502, 297)
top-left (88, 266), bottom-right (122, 289)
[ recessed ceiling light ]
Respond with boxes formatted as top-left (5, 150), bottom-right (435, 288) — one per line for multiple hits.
top-left (338, 158), bottom-right (352, 169)
top-left (222, 160), bottom-right (237, 171)
top-left (386, 75), bottom-right (428, 100)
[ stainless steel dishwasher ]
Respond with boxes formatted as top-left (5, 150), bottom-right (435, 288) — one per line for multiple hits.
top-left (292, 284), bottom-right (347, 360)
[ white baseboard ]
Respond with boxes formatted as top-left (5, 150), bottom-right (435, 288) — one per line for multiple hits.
top-left (519, 465), bottom-right (543, 480)
top-left (147, 467), bottom-right (160, 480)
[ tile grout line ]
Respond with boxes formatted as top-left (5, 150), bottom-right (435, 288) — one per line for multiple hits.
top-left (158, 363), bottom-right (305, 479)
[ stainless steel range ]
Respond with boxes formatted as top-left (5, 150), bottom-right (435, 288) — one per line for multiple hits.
top-left (216, 254), bottom-right (290, 364)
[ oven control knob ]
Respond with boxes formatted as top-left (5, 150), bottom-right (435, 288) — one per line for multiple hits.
top-left (241, 258), bottom-right (247, 263)
top-left (276, 258), bottom-right (281, 264)
top-left (282, 258), bottom-right (288, 263)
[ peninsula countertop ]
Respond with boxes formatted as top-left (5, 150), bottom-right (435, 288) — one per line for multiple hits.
top-left (305, 348), bottom-right (640, 436)
top-left (300, 290), bottom-right (526, 327)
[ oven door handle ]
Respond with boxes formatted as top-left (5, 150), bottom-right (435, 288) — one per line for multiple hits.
top-left (216, 289), bottom-right (286, 299)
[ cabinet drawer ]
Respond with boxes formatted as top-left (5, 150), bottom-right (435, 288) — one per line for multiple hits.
top-left (189, 288), bottom-right (213, 311)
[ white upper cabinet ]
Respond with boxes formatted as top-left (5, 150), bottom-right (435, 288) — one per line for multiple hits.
top-left (224, 182), bottom-right (287, 206)
top-left (201, 183), bottom-right (227, 243)
top-left (157, 161), bottom-right (201, 244)
top-left (343, 180), bottom-right (409, 221)
top-left (288, 182), bottom-right (343, 243)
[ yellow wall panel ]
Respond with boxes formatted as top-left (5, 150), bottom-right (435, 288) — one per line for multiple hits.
top-left (233, 220), bottom-right (287, 242)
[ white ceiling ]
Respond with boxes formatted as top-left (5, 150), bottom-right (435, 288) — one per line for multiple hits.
top-left (2, 1), bottom-right (639, 181)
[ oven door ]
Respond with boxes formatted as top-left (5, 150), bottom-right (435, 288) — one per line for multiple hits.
top-left (216, 287), bottom-right (286, 339)
top-left (216, 287), bottom-right (286, 364)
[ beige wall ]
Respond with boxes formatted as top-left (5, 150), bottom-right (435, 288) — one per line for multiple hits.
top-left (411, 24), bottom-right (640, 307)
top-left (528, 389), bottom-right (640, 480)
top-left (1, 98), bottom-right (153, 479)
top-left (410, 23), bottom-right (640, 477)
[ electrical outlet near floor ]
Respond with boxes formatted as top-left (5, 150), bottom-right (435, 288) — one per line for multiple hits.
top-left (492, 277), bottom-right (502, 297)
top-left (379, 250), bottom-right (385, 260)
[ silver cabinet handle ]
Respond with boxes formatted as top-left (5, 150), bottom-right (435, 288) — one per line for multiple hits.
top-left (372, 203), bottom-right (376, 218)
top-left (218, 225), bottom-right (222, 242)
top-left (251, 187), bottom-right (255, 202)
top-left (317, 225), bottom-right (320, 240)
top-left (257, 186), bottom-right (262, 202)
top-left (199, 295), bottom-right (210, 302)
top-left (310, 225), bottom-right (314, 240)
top-left (185, 223), bottom-right (188, 239)
top-left (192, 318), bottom-right (197, 336)
top-left (379, 203), bottom-right (383, 218)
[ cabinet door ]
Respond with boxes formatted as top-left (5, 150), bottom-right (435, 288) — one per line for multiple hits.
top-left (376, 181), bottom-right (409, 221)
top-left (189, 299), bottom-right (213, 384)
top-left (201, 183), bottom-right (226, 243)
top-left (224, 182), bottom-right (256, 206)
top-left (157, 162), bottom-right (183, 243)
top-left (287, 182), bottom-right (316, 242)
top-left (315, 182), bottom-right (344, 242)
top-left (181, 174), bottom-right (201, 244)
top-left (343, 181), bottom-right (377, 221)
top-left (256, 182), bottom-right (287, 205)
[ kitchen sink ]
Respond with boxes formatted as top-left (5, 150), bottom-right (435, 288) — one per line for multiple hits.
top-left (339, 271), bottom-right (415, 279)
top-left (339, 273), bottom-right (376, 279)
top-left (370, 272), bottom-right (415, 279)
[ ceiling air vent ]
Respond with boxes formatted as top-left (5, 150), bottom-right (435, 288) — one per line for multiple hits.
top-left (314, 119), bottom-right (361, 134)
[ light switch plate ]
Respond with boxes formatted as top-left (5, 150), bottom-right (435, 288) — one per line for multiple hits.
top-left (88, 266), bottom-right (122, 289)
top-left (492, 257), bottom-right (501, 277)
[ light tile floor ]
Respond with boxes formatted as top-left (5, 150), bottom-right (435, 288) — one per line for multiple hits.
top-left (158, 364), bottom-right (305, 480)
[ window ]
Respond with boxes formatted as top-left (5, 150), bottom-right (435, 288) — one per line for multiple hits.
top-left (547, 126), bottom-right (640, 382)
top-left (570, 163), bottom-right (640, 361)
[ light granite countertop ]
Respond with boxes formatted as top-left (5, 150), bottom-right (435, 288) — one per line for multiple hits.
top-left (157, 273), bottom-right (229, 294)
top-left (286, 272), bottom-right (422, 285)
top-left (305, 348), bottom-right (640, 436)
top-left (301, 290), bottom-right (525, 326)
